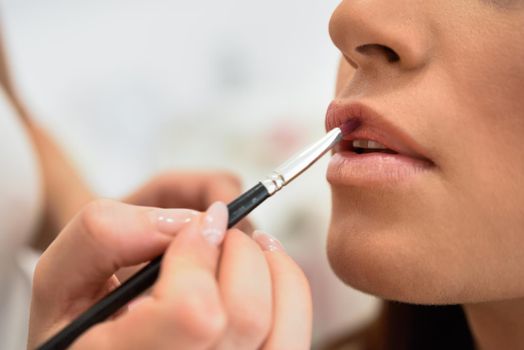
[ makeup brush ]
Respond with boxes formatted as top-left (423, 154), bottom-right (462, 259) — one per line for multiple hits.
top-left (37, 123), bottom-right (356, 350)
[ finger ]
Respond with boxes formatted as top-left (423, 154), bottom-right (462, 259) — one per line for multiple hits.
top-left (193, 174), bottom-right (254, 231)
top-left (74, 202), bottom-right (229, 350)
top-left (155, 201), bottom-right (228, 295)
top-left (124, 171), bottom-right (243, 210)
top-left (253, 231), bottom-right (313, 350)
top-left (154, 201), bottom-right (229, 348)
top-left (200, 172), bottom-right (242, 205)
top-left (114, 262), bottom-right (148, 283)
top-left (215, 229), bottom-right (272, 349)
top-left (34, 199), bottom-right (198, 310)
top-left (123, 171), bottom-right (256, 231)
top-left (236, 217), bottom-right (255, 233)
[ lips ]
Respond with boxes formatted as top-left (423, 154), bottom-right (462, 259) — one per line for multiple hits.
top-left (325, 101), bottom-right (434, 185)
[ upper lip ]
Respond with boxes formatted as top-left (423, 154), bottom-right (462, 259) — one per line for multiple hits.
top-left (325, 101), bottom-right (431, 161)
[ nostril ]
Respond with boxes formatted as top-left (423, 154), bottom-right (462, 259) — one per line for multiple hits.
top-left (356, 44), bottom-right (400, 63)
top-left (382, 46), bottom-right (400, 63)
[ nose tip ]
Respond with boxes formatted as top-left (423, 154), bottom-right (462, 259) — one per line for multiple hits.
top-left (329, 0), bottom-right (431, 72)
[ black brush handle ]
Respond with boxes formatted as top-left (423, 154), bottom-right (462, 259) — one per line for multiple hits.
top-left (36, 183), bottom-right (270, 350)
top-left (227, 182), bottom-right (270, 226)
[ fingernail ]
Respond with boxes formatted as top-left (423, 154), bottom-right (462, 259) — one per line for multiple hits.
top-left (253, 230), bottom-right (285, 252)
top-left (149, 208), bottom-right (199, 235)
top-left (201, 202), bottom-right (228, 246)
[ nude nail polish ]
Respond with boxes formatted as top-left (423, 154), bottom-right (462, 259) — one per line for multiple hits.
top-left (201, 202), bottom-right (228, 246)
top-left (149, 209), bottom-right (199, 235)
top-left (253, 230), bottom-right (285, 252)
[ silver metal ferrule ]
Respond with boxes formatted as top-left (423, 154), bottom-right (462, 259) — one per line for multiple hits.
top-left (261, 127), bottom-right (343, 195)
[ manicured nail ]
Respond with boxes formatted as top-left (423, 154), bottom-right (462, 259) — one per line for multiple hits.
top-left (253, 230), bottom-right (285, 252)
top-left (201, 202), bottom-right (228, 246)
top-left (149, 209), bottom-right (199, 235)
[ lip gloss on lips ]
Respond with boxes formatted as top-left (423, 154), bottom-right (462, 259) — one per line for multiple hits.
top-left (340, 118), bottom-right (361, 135)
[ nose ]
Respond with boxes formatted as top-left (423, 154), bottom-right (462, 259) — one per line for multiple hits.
top-left (329, 0), bottom-right (432, 72)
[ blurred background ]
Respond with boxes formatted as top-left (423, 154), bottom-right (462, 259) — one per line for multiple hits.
top-left (2, 0), bottom-right (377, 346)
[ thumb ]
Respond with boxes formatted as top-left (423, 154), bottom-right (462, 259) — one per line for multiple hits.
top-left (33, 199), bottom-right (198, 313)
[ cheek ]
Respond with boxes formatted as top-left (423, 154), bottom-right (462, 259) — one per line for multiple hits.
top-left (327, 159), bottom-right (524, 304)
top-left (326, 178), bottom-right (467, 304)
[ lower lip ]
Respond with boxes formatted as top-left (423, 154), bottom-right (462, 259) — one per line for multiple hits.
top-left (327, 151), bottom-right (433, 186)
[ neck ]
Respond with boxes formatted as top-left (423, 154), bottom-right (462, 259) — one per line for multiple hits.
top-left (463, 298), bottom-right (524, 350)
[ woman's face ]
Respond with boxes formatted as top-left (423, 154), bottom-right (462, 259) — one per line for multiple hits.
top-left (326, 0), bottom-right (524, 304)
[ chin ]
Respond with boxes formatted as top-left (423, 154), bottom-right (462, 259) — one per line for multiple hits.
top-left (326, 188), bottom-right (479, 306)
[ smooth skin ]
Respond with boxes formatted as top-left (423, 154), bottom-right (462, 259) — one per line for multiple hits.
top-left (327, 0), bottom-right (524, 349)
top-left (28, 201), bottom-right (312, 349)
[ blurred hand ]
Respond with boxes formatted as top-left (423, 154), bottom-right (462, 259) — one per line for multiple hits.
top-left (123, 171), bottom-right (253, 233)
top-left (28, 200), bottom-right (312, 350)
top-left (124, 171), bottom-right (239, 209)
top-left (117, 170), bottom-right (253, 281)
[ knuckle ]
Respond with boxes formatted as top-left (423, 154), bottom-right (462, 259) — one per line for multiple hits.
top-left (227, 297), bottom-right (270, 339)
top-left (79, 199), bottom-right (119, 249)
top-left (153, 172), bottom-right (175, 185)
top-left (169, 289), bottom-right (227, 342)
top-left (215, 171), bottom-right (242, 189)
top-left (32, 258), bottom-right (50, 298)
